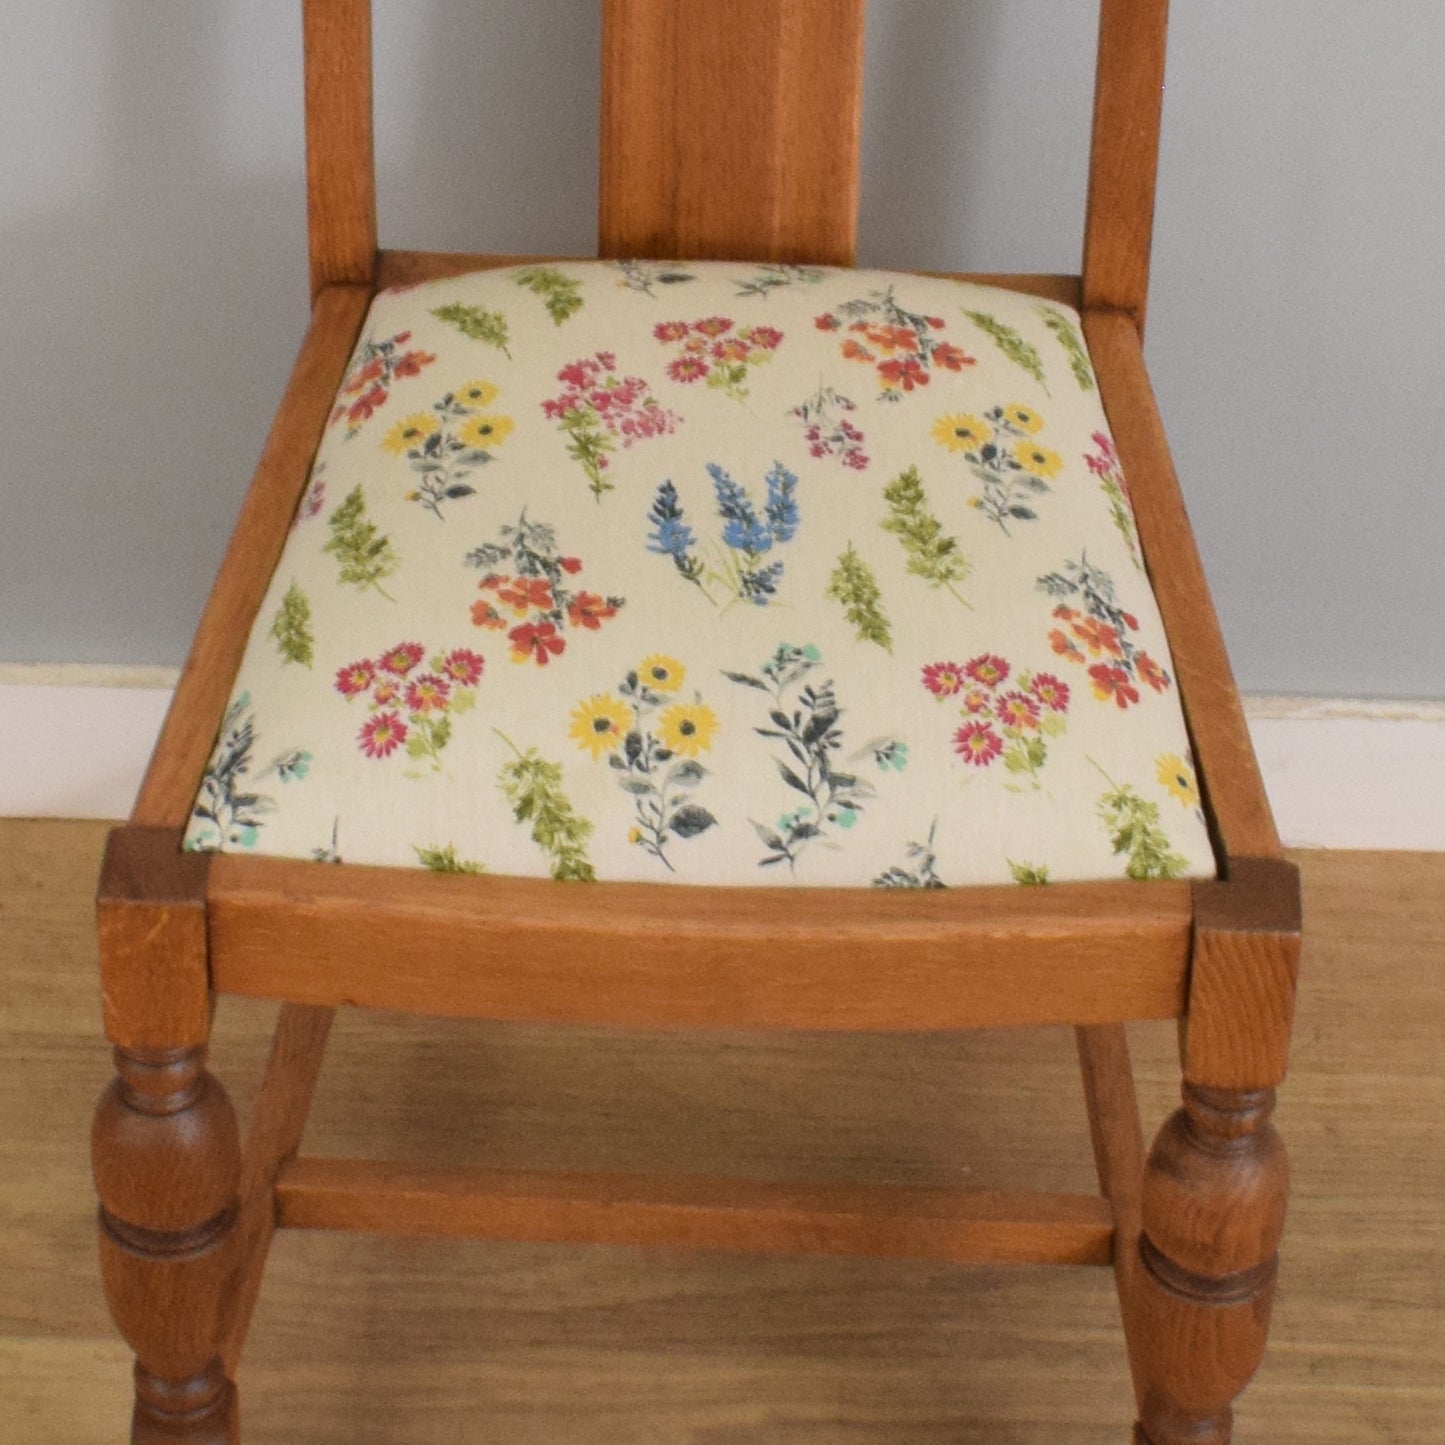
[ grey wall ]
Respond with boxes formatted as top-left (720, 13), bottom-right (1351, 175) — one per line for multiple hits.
top-left (4, 1), bottom-right (1441, 697)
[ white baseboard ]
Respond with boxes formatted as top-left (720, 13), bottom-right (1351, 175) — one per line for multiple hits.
top-left (1, 669), bottom-right (1442, 850)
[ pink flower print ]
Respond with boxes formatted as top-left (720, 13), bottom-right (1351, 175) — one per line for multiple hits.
top-left (996, 691), bottom-right (1042, 731)
top-left (921, 661), bottom-right (966, 698)
top-left (653, 321), bottom-right (690, 342)
top-left (441, 648), bottom-right (485, 686)
top-left (954, 720), bottom-right (1004, 767)
top-left (378, 642), bottom-right (425, 675)
top-left (668, 355), bottom-right (709, 384)
top-left (964, 654), bottom-right (1010, 690)
top-left (694, 316), bottom-right (733, 338)
top-left (335, 660), bottom-right (375, 697)
top-left (1029, 672), bottom-right (1071, 712)
top-left (359, 711), bottom-right (407, 759)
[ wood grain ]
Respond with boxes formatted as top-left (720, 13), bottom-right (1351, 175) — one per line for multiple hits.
top-left (303, 0), bottom-right (377, 298)
top-left (4, 823), bottom-right (1442, 1443)
top-left (599, 0), bottom-right (866, 264)
top-left (221, 1004), bottom-right (334, 1375)
top-left (1185, 859), bottom-right (1302, 1090)
top-left (1083, 0), bottom-right (1170, 329)
top-left (1085, 310), bottom-right (1281, 866)
top-left (375, 248), bottom-right (1084, 305)
top-left (278, 1159), bottom-right (1114, 1267)
top-left (131, 287), bottom-right (370, 830)
top-left (205, 855), bottom-right (1193, 1032)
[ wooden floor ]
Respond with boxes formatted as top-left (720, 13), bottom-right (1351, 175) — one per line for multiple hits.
top-left (2, 820), bottom-right (1441, 1443)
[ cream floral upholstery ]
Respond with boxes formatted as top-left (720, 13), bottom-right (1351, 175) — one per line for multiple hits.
top-left (184, 262), bottom-right (1215, 888)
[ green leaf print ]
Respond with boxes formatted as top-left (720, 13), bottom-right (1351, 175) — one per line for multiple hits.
top-left (431, 302), bottom-right (512, 357)
top-left (269, 581), bottom-right (315, 667)
top-left (1095, 776), bottom-right (1188, 880)
top-left (963, 310), bottom-right (1048, 390)
top-left (826, 544), bottom-right (893, 650)
top-left (515, 266), bottom-right (584, 325)
top-left (496, 732), bottom-right (597, 881)
top-left (1038, 306), bottom-right (1095, 391)
top-left (880, 466), bottom-right (971, 606)
top-left (414, 843), bottom-right (485, 874)
top-left (1008, 860), bottom-right (1052, 886)
top-left (323, 486), bottom-right (399, 600)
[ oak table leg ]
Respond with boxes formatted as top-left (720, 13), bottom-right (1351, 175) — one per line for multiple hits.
top-left (94, 829), bottom-right (240, 1443)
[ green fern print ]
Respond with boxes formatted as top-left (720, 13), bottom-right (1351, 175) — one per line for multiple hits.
top-left (963, 310), bottom-right (1047, 390)
top-left (1038, 306), bottom-right (1095, 390)
top-left (414, 843), bottom-right (485, 874)
top-left (880, 466), bottom-right (971, 606)
top-left (269, 581), bottom-right (314, 666)
top-left (1096, 779), bottom-right (1188, 880)
top-left (515, 266), bottom-right (584, 325)
top-left (323, 486), bottom-right (398, 600)
top-left (431, 302), bottom-right (511, 357)
top-left (496, 733), bottom-right (596, 881)
top-left (826, 544), bottom-right (892, 650)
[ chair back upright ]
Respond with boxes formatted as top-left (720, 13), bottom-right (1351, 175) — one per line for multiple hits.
top-left (301, 0), bottom-right (1168, 327)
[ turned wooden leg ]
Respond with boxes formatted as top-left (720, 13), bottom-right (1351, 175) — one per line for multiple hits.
top-left (1130, 1083), bottom-right (1288, 1445)
top-left (93, 1045), bottom-right (242, 1444)
top-left (94, 829), bottom-right (239, 1443)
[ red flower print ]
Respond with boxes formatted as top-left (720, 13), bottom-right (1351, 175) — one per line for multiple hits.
top-left (667, 355), bottom-right (710, 384)
top-left (405, 673), bottom-right (451, 714)
top-left (566, 591), bottom-right (618, 631)
top-left (921, 661), bottom-right (966, 698)
top-left (392, 349), bottom-right (436, 379)
top-left (1136, 652), bottom-right (1170, 692)
top-left (495, 576), bottom-right (555, 617)
top-left (358, 711), bottom-right (407, 759)
top-left (926, 316), bottom-right (945, 329)
top-left (747, 325), bottom-right (783, 350)
top-left (1053, 604), bottom-right (1080, 621)
top-left (559, 556), bottom-right (583, 575)
top-left (1089, 665), bottom-right (1141, 710)
top-left (997, 691), bottom-right (1042, 731)
top-left (378, 642), bottom-right (425, 675)
top-left (346, 384), bottom-right (388, 426)
top-left (653, 321), bottom-right (690, 342)
top-left (471, 600), bottom-right (507, 630)
top-left (509, 621), bottom-right (566, 666)
top-left (556, 358), bottom-right (599, 389)
top-left (954, 720), bottom-right (1004, 767)
top-left (1049, 628), bottom-right (1084, 661)
top-left (693, 316), bottom-right (733, 337)
top-left (334, 660), bottom-right (375, 696)
top-left (877, 356), bottom-right (929, 392)
top-left (815, 313), bottom-right (841, 331)
top-left (930, 341), bottom-right (974, 372)
top-left (1029, 672), bottom-right (1071, 712)
top-left (442, 648), bottom-right (485, 686)
top-left (1123, 612), bottom-right (1140, 631)
top-left (964, 653), bottom-right (1010, 689)
top-left (344, 357), bottom-right (385, 395)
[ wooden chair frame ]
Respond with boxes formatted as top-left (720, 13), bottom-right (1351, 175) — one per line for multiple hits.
top-left (93, 3), bottom-right (1301, 1442)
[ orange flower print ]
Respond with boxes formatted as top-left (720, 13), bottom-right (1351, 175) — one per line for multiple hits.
top-left (815, 286), bottom-right (975, 401)
top-left (1037, 556), bottom-right (1171, 711)
top-left (329, 332), bottom-right (438, 439)
top-left (466, 512), bottom-right (624, 666)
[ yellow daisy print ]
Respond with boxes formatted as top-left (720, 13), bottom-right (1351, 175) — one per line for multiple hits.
top-left (1013, 441), bottom-right (1063, 479)
top-left (1156, 753), bottom-right (1200, 809)
top-left (1002, 403), bottom-right (1044, 435)
top-left (458, 414), bottom-right (514, 450)
top-left (658, 701), bottom-right (719, 757)
top-left (381, 412), bottom-right (437, 456)
top-left (932, 413), bottom-right (993, 453)
top-left (569, 694), bottom-right (634, 759)
top-left (453, 379), bottom-right (499, 409)
top-left (637, 653), bottom-right (685, 693)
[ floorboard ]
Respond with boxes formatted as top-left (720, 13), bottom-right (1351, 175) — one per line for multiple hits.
top-left (1, 820), bottom-right (1440, 1442)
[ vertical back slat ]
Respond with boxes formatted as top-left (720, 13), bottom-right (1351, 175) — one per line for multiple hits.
top-left (1082, 0), bottom-right (1169, 329)
top-left (303, 0), bottom-right (377, 298)
top-left (598, 0), bottom-right (866, 265)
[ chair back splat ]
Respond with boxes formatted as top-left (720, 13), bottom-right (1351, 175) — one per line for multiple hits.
top-left (302, 0), bottom-right (1169, 322)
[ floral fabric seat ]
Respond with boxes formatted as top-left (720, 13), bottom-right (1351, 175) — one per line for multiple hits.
top-left (184, 261), bottom-right (1215, 888)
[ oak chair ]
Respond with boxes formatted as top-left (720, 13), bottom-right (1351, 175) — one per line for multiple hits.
top-left (93, 2), bottom-right (1301, 1442)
